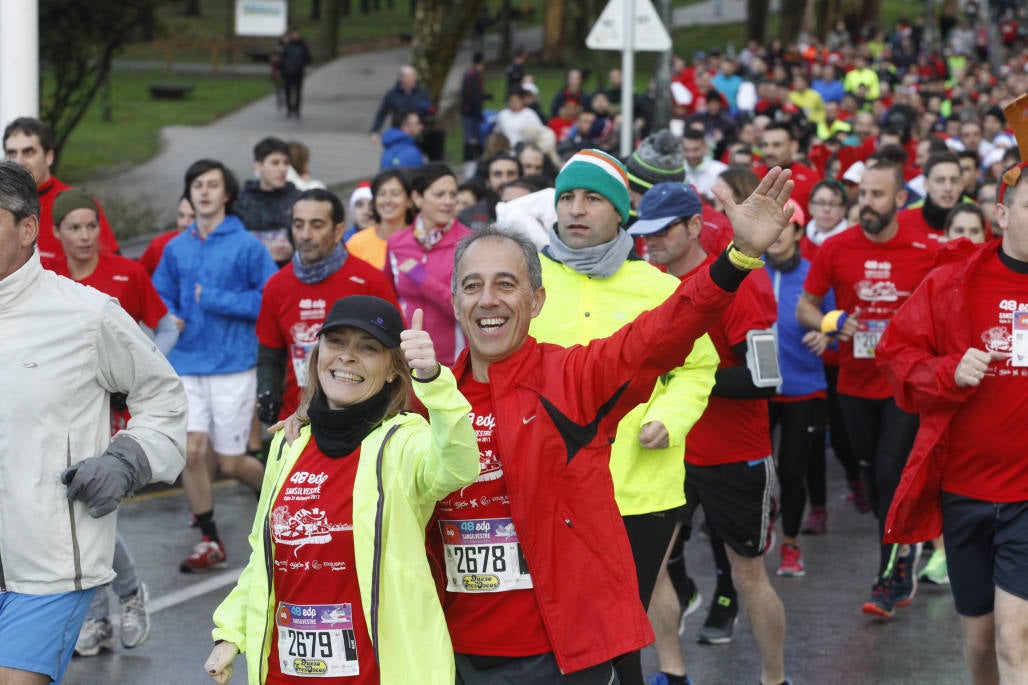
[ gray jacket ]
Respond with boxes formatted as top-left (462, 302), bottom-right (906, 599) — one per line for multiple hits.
top-left (0, 252), bottom-right (187, 594)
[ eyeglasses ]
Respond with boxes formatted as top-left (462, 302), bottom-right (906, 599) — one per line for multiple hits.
top-left (645, 220), bottom-right (686, 238)
top-left (809, 201), bottom-right (844, 209)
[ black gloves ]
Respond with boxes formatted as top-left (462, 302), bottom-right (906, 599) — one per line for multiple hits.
top-left (257, 389), bottom-right (282, 426)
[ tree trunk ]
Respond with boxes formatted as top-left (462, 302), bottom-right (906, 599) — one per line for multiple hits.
top-left (653, 0), bottom-right (673, 131)
top-left (779, 0), bottom-right (806, 44)
top-left (318, 0), bottom-right (342, 59)
top-left (411, 0), bottom-right (487, 105)
top-left (542, 0), bottom-right (565, 65)
top-left (747, 0), bottom-right (769, 44)
top-left (311, 0), bottom-right (321, 21)
top-left (858, 0), bottom-right (883, 29)
top-left (801, 0), bottom-right (817, 35)
top-left (182, 0), bottom-right (201, 17)
top-left (499, 0), bottom-right (512, 64)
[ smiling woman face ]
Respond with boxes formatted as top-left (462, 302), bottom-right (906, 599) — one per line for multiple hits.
top-left (413, 174), bottom-right (458, 229)
top-left (374, 177), bottom-right (411, 227)
top-left (316, 327), bottom-right (393, 409)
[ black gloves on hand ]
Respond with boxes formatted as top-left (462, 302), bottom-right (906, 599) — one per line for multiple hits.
top-left (257, 390), bottom-right (282, 426)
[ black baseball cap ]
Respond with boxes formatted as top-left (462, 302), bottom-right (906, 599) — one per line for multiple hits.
top-left (320, 296), bottom-right (403, 348)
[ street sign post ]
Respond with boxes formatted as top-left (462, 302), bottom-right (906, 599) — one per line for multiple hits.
top-left (586, 0), bottom-right (672, 156)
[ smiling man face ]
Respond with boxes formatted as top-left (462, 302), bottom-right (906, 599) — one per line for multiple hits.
top-left (452, 232), bottom-right (545, 381)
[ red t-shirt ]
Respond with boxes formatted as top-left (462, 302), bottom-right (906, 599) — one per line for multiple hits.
top-left (43, 252), bottom-right (167, 328)
top-left (138, 229), bottom-right (181, 276)
top-left (896, 206), bottom-right (945, 243)
top-left (944, 255), bottom-right (1028, 501)
top-left (683, 256), bottom-right (777, 466)
top-left (754, 160), bottom-right (819, 214)
top-left (256, 258), bottom-right (398, 419)
top-left (438, 376), bottom-right (550, 657)
top-left (804, 224), bottom-right (938, 398)
top-left (266, 441), bottom-right (378, 684)
top-left (36, 176), bottom-right (119, 260)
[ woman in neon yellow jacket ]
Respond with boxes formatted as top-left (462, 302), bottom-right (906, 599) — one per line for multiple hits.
top-left (205, 297), bottom-right (478, 685)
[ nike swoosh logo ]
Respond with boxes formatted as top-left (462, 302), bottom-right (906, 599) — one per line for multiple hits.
top-left (21, 361), bottom-right (37, 368)
top-left (522, 415), bottom-right (536, 424)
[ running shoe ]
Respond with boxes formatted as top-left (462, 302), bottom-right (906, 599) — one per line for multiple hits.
top-left (698, 594), bottom-right (738, 644)
top-left (120, 583), bottom-right (151, 648)
top-left (919, 549), bottom-right (949, 585)
top-left (777, 543), bottom-right (806, 577)
top-left (800, 505), bottom-right (827, 535)
top-left (892, 543), bottom-right (922, 607)
top-left (861, 579), bottom-right (895, 619)
top-left (180, 537), bottom-right (227, 573)
top-left (678, 586), bottom-right (703, 636)
top-left (849, 476), bottom-right (871, 514)
top-left (74, 618), bottom-right (114, 657)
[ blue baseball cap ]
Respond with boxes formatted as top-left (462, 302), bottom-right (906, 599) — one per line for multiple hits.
top-left (628, 182), bottom-right (703, 236)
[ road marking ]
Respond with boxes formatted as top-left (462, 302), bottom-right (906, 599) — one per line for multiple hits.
top-left (150, 569), bottom-right (242, 615)
top-left (124, 479), bottom-right (239, 504)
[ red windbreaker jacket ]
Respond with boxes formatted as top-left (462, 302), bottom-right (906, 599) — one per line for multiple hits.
top-left (439, 260), bottom-right (738, 673)
top-left (876, 240), bottom-right (997, 543)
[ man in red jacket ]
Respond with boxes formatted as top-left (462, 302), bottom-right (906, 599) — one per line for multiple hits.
top-left (796, 160), bottom-right (938, 620)
top-left (3, 117), bottom-right (119, 260)
top-left (877, 160), bottom-right (1028, 685)
top-left (437, 152), bottom-right (795, 682)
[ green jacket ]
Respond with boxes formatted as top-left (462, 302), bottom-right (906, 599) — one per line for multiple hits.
top-left (530, 254), bottom-right (718, 515)
top-left (212, 366), bottom-right (479, 684)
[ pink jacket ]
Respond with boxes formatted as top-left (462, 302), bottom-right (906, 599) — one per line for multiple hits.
top-left (384, 219), bottom-right (473, 366)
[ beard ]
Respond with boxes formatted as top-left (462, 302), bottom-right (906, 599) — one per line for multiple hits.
top-left (859, 206), bottom-right (896, 235)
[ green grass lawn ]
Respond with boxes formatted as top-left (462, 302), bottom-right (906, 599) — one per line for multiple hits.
top-left (57, 69), bottom-right (271, 183)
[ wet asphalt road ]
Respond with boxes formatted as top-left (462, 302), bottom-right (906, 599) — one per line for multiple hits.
top-left (63, 457), bottom-right (966, 685)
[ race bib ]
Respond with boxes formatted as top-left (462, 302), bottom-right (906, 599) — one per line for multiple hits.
top-left (291, 342), bottom-right (316, 387)
top-left (853, 319), bottom-right (888, 359)
top-left (1013, 312), bottom-right (1028, 367)
top-left (440, 518), bottom-right (533, 593)
top-left (276, 602), bottom-right (359, 678)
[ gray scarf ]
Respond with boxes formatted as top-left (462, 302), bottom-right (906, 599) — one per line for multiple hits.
top-left (544, 224), bottom-right (633, 279)
top-left (292, 241), bottom-right (349, 284)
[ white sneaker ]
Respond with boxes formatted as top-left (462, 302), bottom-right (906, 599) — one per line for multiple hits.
top-left (75, 618), bottom-right (114, 657)
top-left (120, 583), bottom-right (151, 648)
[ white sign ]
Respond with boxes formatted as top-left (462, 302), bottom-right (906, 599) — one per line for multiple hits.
top-left (235, 0), bottom-right (287, 37)
top-left (586, 0), bottom-right (672, 52)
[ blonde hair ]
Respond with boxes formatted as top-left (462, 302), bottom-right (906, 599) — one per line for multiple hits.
top-left (297, 337), bottom-right (413, 425)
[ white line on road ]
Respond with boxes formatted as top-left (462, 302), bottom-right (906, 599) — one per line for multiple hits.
top-left (150, 569), bottom-right (242, 615)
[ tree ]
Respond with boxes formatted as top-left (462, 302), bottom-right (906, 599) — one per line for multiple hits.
top-left (779, 0), bottom-right (807, 44)
top-left (38, 0), bottom-right (163, 172)
top-left (410, 0), bottom-right (487, 105)
top-left (746, 0), bottom-right (770, 43)
top-left (542, 1), bottom-right (565, 64)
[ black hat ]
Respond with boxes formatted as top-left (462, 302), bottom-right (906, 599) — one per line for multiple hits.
top-left (625, 129), bottom-right (685, 194)
top-left (320, 296), bottom-right (403, 348)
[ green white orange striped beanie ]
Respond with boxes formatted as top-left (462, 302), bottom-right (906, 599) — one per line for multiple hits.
top-left (554, 148), bottom-right (631, 225)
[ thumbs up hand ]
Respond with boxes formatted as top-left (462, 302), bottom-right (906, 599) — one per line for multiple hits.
top-left (400, 309), bottom-right (441, 380)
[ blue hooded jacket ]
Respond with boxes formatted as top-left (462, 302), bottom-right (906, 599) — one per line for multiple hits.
top-left (379, 127), bottom-right (424, 170)
top-left (153, 214), bottom-right (278, 375)
top-left (765, 257), bottom-right (834, 397)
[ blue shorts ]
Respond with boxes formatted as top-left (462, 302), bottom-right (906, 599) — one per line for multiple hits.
top-left (0, 588), bottom-right (97, 682)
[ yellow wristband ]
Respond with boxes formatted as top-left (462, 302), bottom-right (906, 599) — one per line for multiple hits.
top-left (726, 242), bottom-right (765, 270)
top-left (820, 310), bottom-right (848, 335)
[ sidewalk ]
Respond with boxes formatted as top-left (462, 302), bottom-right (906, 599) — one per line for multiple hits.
top-left (89, 0), bottom-right (755, 231)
